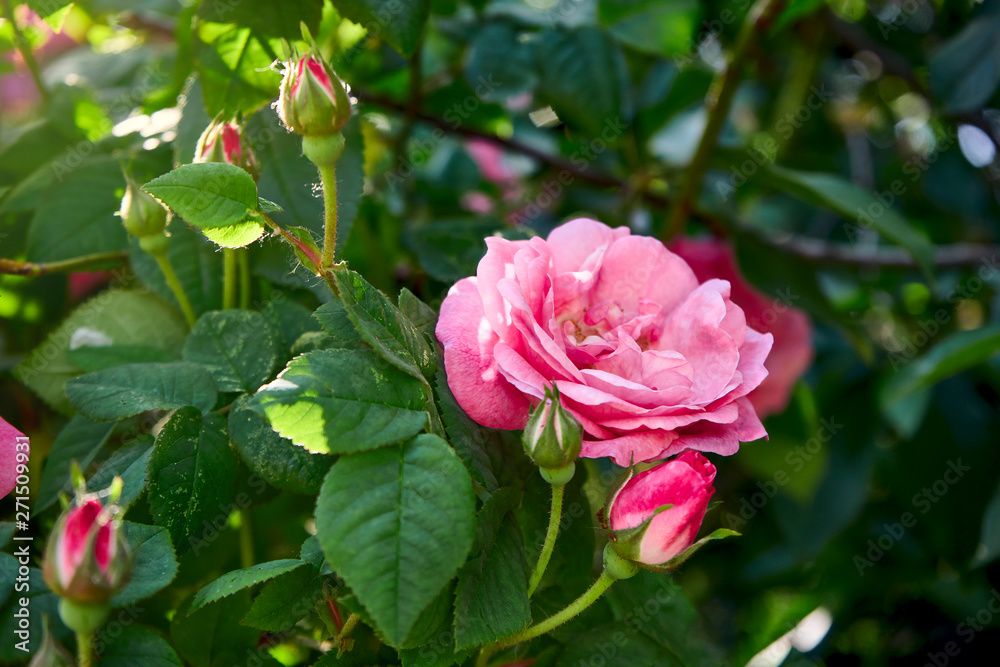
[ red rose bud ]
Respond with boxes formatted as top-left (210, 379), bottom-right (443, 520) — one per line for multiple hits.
top-left (194, 119), bottom-right (259, 179)
top-left (607, 451), bottom-right (716, 566)
top-left (522, 386), bottom-right (582, 481)
top-left (119, 173), bottom-right (167, 239)
top-left (42, 492), bottom-right (130, 605)
top-left (277, 54), bottom-right (351, 137)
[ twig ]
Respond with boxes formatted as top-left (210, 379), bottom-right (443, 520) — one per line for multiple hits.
top-left (0, 251), bottom-right (127, 276)
top-left (664, 0), bottom-right (786, 239)
top-left (1, 0), bottom-right (50, 103)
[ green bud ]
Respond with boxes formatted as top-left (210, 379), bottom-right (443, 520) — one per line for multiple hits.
top-left (28, 616), bottom-right (74, 667)
top-left (522, 385), bottom-right (583, 474)
top-left (277, 53), bottom-right (352, 137)
top-left (119, 174), bottom-right (167, 239)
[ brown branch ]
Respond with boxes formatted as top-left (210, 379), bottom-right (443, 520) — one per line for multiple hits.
top-left (354, 91), bottom-right (996, 270)
top-left (353, 90), bottom-right (623, 189)
top-left (0, 251), bottom-right (127, 277)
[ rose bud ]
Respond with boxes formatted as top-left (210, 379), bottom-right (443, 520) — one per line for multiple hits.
top-left (42, 490), bottom-right (130, 606)
top-left (522, 386), bottom-right (582, 484)
top-left (277, 53), bottom-right (351, 138)
top-left (194, 119), bottom-right (260, 180)
top-left (606, 451), bottom-right (716, 567)
top-left (28, 616), bottom-right (74, 667)
top-left (119, 173), bottom-right (167, 240)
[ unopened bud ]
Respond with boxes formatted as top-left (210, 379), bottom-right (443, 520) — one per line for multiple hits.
top-left (522, 386), bottom-right (582, 479)
top-left (194, 119), bottom-right (259, 180)
top-left (277, 53), bottom-right (351, 137)
top-left (120, 174), bottom-right (167, 239)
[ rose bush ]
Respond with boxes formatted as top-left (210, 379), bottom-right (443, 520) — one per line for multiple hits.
top-left (437, 218), bottom-right (774, 465)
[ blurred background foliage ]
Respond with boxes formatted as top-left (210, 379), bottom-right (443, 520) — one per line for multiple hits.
top-left (1, 0), bottom-right (999, 665)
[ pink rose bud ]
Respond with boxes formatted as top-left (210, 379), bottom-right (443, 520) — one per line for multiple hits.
top-left (607, 451), bottom-right (716, 566)
top-left (522, 386), bottom-right (582, 479)
top-left (42, 492), bottom-right (130, 605)
top-left (277, 54), bottom-right (351, 137)
top-left (194, 119), bottom-right (259, 179)
top-left (1, 416), bottom-right (28, 500)
top-left (119, 173), bottom-right (167, 239)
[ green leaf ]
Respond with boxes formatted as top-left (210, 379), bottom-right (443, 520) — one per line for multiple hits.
top-left (330, 0), bottom-right (429, 56)
top-left (882, 323), bottom-right (1000, 407)
top-left (398, 289), bottom-right (438, 339)
top-left (929, 1), bottom-right (1000, 113)
top-left (183, 310), bottom-right (278, 393)
top-left (87, 437), bottom-right (154, 511)
top-left (331, 269), bottom-right (437, 379)
top-left (262, 298), bottom-right (325, 359)
top-left (198, 0), bottom-right (323, 39)
top-left (241, 565), bottom-right (324, 631)
top-left (170, 592), bottom-right (261, 667)
top-left (314, 299), bottom-right (364, 341)
top-left (25, 155), bottom-right (127, 262)
top-left (65, 362), bottom-right (218, 421)
top-left (0, 524), bottom-right (14, 550)
top-left (15, 290), bottom-right (188, 414)
top-left (129, 221), bottom-right (225, 317)
top-left (195, 23), bottom-right (283, 116)
top-left (143, 163), bottom-right (258, 230)
top-left (535, 27), bottom-right (626, 137)
top-left (464, 23), bottom-right (538, 102)
top-left (228, 395), bottom-right (334, 495)
top-left (453, 488), bottom-right (530, 650)
top-left (413, 219), bottom-right (501, 285)
top-left (147, 408), bottom-right (239, 550)
top-left (315, 434), bottom-right (476, 646)
top-left (66, 345), bottom-right (176, 373)
top-left (111, 522), bottom-right (180, 607)
top-left (600, 0), bottom-right (701, 57)
top-left (35, 416), bottom-right (116, 512)
top-left (250, 348), bottom-right (429, 454)
top-left (190, 560), bottom-right (308, 613)
top-left (97, 626), bottom-right (182, 667)
top-left (200, 219), bottom-right (267, 249)
top-left (763, 165), bottom-right (937, 282)
top-left (972, 481), bottom-right (1000, 568)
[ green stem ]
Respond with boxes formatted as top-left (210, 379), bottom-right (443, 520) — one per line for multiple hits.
top-left (77, 631), bottom-right (93, 667)
top-left (527, 483), bottom-right (565, 597)
top-left (154, 251), bottom-right (196, 326)
top-left (0, 251), bottom-right (127, 277)
top-left (664, 0), bottom-right (784, 240)
top-left (223, 249), bottom-right (237, 310)
top-left (1, 0), bottom-right (50, 103)
top-left (333, 612), bottom-right (361, 649)
top-left (319, 165), bottom-right (338, 269)
top-left (477, 570), bottom-right (618, 667)
top-left (238, 248), bottom-right (251, 309)
top-left (239, 508), bottom-right (253, 569)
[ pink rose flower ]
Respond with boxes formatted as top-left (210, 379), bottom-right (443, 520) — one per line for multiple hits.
top-left (1, 417), bottom-right (27, 499)
top-left (607, 450), bottom-right (716, 565)
top-left (669, 238), bottom-right (813, 417)
top-left (436, 218), bottom-right (773, 466)
top-left (42, 495), bottom-right (129, 604)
